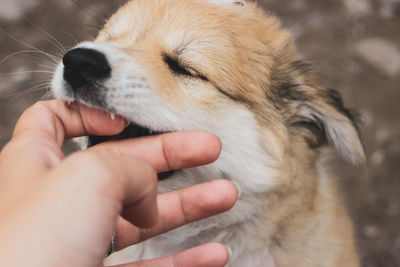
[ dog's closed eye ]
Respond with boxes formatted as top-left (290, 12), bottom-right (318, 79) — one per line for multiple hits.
top-left (163, 54), bottom-right (208, 81)
top-left (164, 54), bottom-right (193, 76)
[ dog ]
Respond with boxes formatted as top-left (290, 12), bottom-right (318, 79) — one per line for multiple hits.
top-left (51, 0), bottom-right (365, 266)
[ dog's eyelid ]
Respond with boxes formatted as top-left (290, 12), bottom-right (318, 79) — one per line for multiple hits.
top-left (163, 54), bottom-right (192, 75)
top-left (163, 54), bottom-right (208, 81)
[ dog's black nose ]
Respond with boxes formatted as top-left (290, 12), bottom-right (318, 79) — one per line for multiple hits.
top-left (63, 48), bottom-right (111, 90)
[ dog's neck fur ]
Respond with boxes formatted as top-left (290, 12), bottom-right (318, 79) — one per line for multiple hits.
top-left (106, 105), bottom-right (355, 267)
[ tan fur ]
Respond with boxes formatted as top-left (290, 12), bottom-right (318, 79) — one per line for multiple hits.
top-left (70, 0), bottom-right (363, 265)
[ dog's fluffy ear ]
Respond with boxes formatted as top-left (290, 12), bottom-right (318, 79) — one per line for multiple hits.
top-left (272, 61), bottom-right (366, 164)
top-left (292, 92), bottom-right (366, 164)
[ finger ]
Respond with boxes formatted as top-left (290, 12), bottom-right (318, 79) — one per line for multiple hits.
top-left (89, 131), bottom-right (222, 172)
top-left (117, 243), bottom-right (230, 267)
top-left (114, 179), bottom-right (238, 250)
top-left (51, 151), bottom-right (160, 229)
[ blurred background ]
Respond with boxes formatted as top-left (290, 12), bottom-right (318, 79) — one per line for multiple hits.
top-left (0, 0), bottom-right (399, 266)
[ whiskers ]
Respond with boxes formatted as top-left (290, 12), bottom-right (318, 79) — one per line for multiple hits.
top-left (25, 18), bottom-right (68, 55)
top-left (0, 27), bottom-right (63, 64)
top-left (0, 24), bottom-right (67, 101)
top-left (69, 0), bottom-right (107, 29)
top-left (2, 80), bottom-right (53, 100)
top-left (0, 0), bottom-right (117, 101)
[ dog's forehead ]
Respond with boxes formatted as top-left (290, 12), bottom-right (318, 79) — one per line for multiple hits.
top-left (92, 0), bottom-right (291, 107)
top-left (97, 0), bottom-right (243, 46)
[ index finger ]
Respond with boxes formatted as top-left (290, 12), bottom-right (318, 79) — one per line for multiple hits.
top-left (89, 131), bottom-right (222, 172)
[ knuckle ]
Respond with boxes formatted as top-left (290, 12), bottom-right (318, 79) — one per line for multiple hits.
top-left (161, 135), bottom-right (175, 170)
top-left (25, 101), bottom-right (53, 119)
top-left (68, 152), bottom-right (115, 181)
top-left (177, 190), bottom-right (191, 225)
top-left (136, 159), bottom-right (158, 191)
top-left (145, 161), bottom-right (158, 183)
top-left (28, 101), bottom-right (47, 112)
top-left (66, 152), bottom-right (127, 198)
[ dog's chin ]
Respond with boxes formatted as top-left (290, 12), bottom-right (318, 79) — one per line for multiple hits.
top-left (77, 102), bottom-right (176, 180)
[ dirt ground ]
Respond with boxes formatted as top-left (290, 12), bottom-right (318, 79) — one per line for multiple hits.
top-left (0, 0), bottom-right (399, 266)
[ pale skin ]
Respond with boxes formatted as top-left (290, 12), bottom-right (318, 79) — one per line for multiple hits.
top-left (0, 100), bottom-right (238, 267)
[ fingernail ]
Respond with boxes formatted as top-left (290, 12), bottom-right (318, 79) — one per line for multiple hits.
top-left (225, 245), bottom-right (233, 259)
top-left (231, 181), bottom-right (242, 198)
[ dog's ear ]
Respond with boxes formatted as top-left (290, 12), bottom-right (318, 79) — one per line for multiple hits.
top-left (272, 61), bottom-right (366, 164)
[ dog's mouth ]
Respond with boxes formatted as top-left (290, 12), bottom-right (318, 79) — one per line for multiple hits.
top-left (80, 103), bottom-right (175, 180)
top-left (87, 122), bottom-right (164, 147)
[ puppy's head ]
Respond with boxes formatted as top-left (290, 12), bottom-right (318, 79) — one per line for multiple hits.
top-left (51, 0), bottom-right (364, 169)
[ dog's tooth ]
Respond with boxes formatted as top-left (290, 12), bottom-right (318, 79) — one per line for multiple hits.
top-left (110, 113), bottom-right (116, 120)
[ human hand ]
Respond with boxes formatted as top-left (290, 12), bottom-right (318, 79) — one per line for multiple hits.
top-left (0, 100), bottom-right (238, 267)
